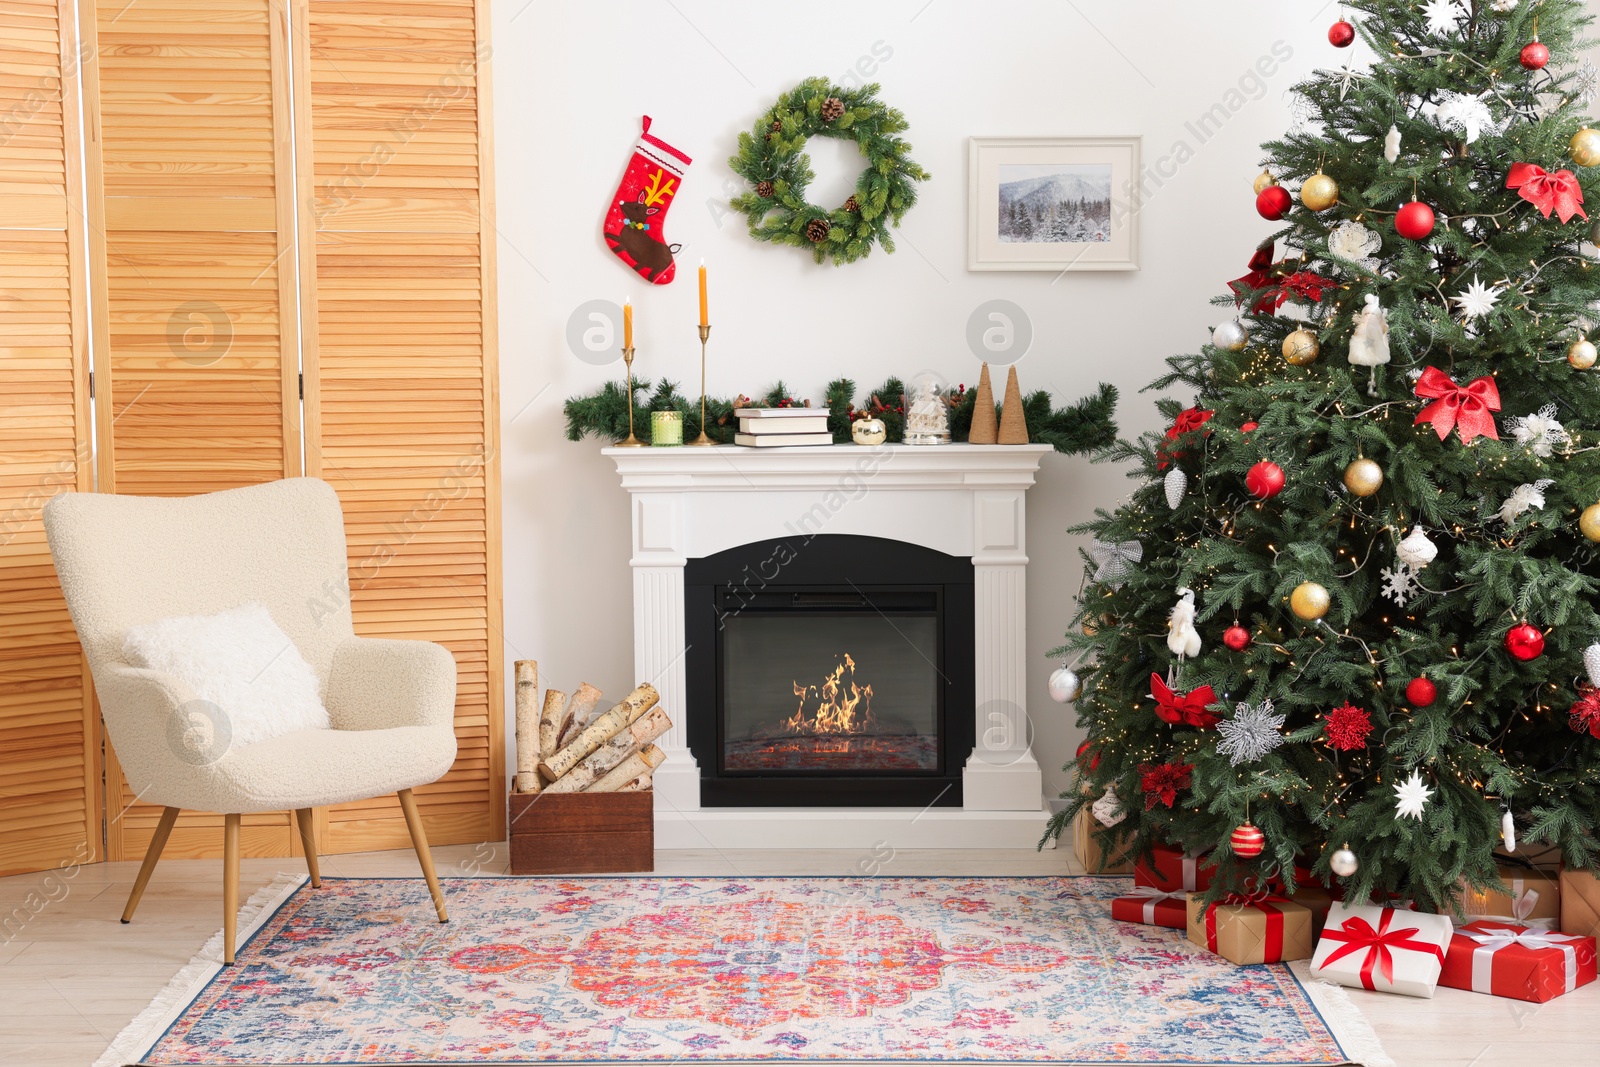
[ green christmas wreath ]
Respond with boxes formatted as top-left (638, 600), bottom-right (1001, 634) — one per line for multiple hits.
top-left (728, 77), bottom-right (928, 265)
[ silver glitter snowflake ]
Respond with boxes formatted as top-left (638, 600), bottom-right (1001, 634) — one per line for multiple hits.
top-left (1380, 561), bottom-right (1423, 607)
top-left (1422, 0), bottom-right (1467, 37)
top-left (1216, 700), bottom-right (1287, 766)
top-left (1575, 60), bottom-right (1599, 105)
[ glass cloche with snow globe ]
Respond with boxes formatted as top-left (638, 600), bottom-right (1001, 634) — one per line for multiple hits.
top-left (903, 373), bottom-right (951, 446)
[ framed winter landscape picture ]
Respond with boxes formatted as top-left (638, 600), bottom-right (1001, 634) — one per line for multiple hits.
top-left (967, 136), bottom-right (1140, 272)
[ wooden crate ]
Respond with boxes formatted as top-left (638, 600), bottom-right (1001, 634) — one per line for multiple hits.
top-left (508, 791), bottom-right (655, 875)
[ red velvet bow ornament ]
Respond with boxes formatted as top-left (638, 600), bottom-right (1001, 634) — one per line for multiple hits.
top-left (1230, 243), bottom-right (1276, 312)
top-left (1156, 407), bottom-right (1214, 470)
top-left (1413, 366), bottom-right (1500, 443)
top-left (1507, 163), bottom-right (1588, 223)
top-left (1229, 242), bottom-right (1337, 314)
top-left (1150, 673), bottom-right (1220, 729)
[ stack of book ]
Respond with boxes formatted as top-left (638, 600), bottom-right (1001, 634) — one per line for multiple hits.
top-left (733, 407), bottom-right (834, 447)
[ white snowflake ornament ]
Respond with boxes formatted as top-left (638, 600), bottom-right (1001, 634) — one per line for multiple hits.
top-left (1394, 769), bottom-right (1435, 820)
top-left (1498, 480), bottom-right (1555, 524)
top-left (1329, 221), bottom-right (1382, 272)
top-left (1453, 275), bottom-right (1502, 322)
top-left (1380, 561), bottom-right (1423, 607)
top-left (1092, 785), bottom-right (1127, 828)
top-left (1508, 405), bottom-right (1570, 458)
top-left (1396, 527), bottom-right (1438, 569)
top-left (1384, 124), bottom-right (1402, 163)
top-left (1216, 701), bottom-right (1287, 766)
top-left (1574, 60), bottom-right (1599, 106)
top-left (1167, 588), bottom-right (1201, 659)
top-left (1422, 0), bottom-right (1467, 36)
top-left (1164, 467), bottom-right (1188, 509)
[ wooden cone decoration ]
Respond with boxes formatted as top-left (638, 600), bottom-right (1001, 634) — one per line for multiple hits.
top-left (969, 363), bottom-right (997, 444)
top-left (997, 365), bottom-right (1029, 444)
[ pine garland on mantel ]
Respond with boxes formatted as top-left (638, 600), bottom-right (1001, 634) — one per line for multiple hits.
top-left (563, 377), bottom-right (1119, 454)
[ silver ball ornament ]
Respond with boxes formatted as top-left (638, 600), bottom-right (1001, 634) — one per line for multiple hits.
top-left (1048, 666), bottom-right (1082, 704)
top-left (1212, 319), bottom-right (1249, 352)
top-left (1330, 845), bottom-right (1359, 878)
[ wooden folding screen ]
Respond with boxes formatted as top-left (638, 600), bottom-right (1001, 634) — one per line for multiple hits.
top-left (0, 0), bottom-right (98, 877)
top-left (302, 0), bottom-right (505, 849)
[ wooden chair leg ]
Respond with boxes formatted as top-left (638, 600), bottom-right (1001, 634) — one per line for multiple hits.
top-left (222, 813), bottom-right (240, 965)
top-left (121, 806), bottom-right (180, 924)
top-left (396, 788), bottom-right (448, 922)
top-left (294, 808), bottom-right (321, 888)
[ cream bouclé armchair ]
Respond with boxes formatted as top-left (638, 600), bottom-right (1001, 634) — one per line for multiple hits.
top-left (44, 478), bottom-right (458, 962)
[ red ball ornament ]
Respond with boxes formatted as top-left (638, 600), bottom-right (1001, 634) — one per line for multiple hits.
top-left (1328, 19), bottom-right (1355, 47)
top-left (1405, 677), bottom-right (1437, 707)
top-left (1223, 625), bottom-right (1252, 651)
top-left (1395, 200), bottom-right (1436, 240)
top-left (1240, 421), bottom-right (1259, 433)
top-left (1505, 623), bottom-right (1545, 662)
top-left (1245, 460), bottom-right (1286, 499)
top-left (1075, 739), bottom-right (1101, 771)
top-left (1256, 184), bottom-right (1293, 220)
top-left (1520, 40), bottom-right (1550, 70)
top-left (1230, 821), bottom-right (1266, 859)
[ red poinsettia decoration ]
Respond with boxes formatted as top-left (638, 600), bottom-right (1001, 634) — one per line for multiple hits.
top-left (1228, 241), bottom-right (1337, 315)
top-left (1571, 685), bottom-right (1600, 739)
top-left (1156, 407), bottom-right (1214, 469)
top-left (1324, 703), bottom-right (1373, 751)
top-left (1139, 761), bottom-right (1195, 810)
top-left (1149, 673), bottom-right (1221, 729)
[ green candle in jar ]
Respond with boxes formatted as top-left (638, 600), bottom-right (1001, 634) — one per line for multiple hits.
top-left (650, 410), bottom-right (683, 446)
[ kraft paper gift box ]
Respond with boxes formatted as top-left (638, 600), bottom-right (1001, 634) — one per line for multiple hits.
top-left (1561, 870), bottom-right (1600, 940)
top-left (1460, 864), bottom-right (1561, 926)
top-left (1137, 845), bottom-right (1216, 893)
top-left (1310, 902), bottom-right (1453, 998)
top-left (1111, 886), bottom-right (1188, 928)
top-left (1073, 808), bottom-right (1135, 875)
top-left (1439, 920), bottom-right (1598, 1003)
top-left (1186, 894), bottom-right (1314, 965)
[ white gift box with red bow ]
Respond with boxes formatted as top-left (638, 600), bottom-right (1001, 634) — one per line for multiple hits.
top-left (1310, 902), bottom-right (1454, 998)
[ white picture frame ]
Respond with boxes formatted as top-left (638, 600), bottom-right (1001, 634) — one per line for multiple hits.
top-left (967, 136), bottom-right (1141, 272)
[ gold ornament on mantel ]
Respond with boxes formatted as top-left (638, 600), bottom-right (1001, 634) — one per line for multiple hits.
top-left (1301, 171), bottom-right (1340, 212)
top-left (1283, 328), bottom-right (1321, 366)
top-left (1568, 337), bottom-right (1598, 370)
top-left (1253, 168), bottom-right (1276, 194)
top-left (1571, 127), bottom-right (1600, 169)
top-left (1581, 503), bottom-right (1600, 543)
top-left (1344, 458), bottom-right (1384, 497)
top-left (1289, 581), bottom-right (1331, 621)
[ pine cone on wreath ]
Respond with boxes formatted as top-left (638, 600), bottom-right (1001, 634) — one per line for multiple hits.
top-left (805, 218), bottom-right (832, 243)
top-left (843, 194), bottom-right (859, 213)
top-left (820, 96), bottom-right (845, 122)
top-left (756, 180), bottom-right (775, 199)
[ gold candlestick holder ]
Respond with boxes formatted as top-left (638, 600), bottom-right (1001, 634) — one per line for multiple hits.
top-left (689, 323), bottom-right (714, 446)
top-left (616, 346), bottom-right (645, 447)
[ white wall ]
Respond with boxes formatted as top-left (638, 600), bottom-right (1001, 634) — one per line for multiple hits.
top-left (493, 0), bottom-right (1333, 804)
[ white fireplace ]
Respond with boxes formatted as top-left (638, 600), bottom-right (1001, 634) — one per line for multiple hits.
top-left (605, 443), bottom-right (1055, 849)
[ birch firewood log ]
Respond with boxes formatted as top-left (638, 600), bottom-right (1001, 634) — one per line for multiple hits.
top-left (559, 683), bottom-right (604, 747)
top-left (589, 744), bottom-right (667, 793)
top-left (538, 684), bottom-right (658, 782)
top-left (513, 660), bottom-right (541, 793)
top-left (540, 706), bottom-right (672, 794)
top-left (615, 774), bottom-right (652, 792)
top-left (538, 688), bottom-right (569, 762)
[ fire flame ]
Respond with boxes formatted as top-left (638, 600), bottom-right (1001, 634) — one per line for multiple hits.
top-left (784, 653), bottom-right (874, 735)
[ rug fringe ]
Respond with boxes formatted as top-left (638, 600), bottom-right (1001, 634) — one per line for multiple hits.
top-left (1289, 961), bottom-right (1396, 1067)
top-left (92, 871), bottom-right (307, 1067)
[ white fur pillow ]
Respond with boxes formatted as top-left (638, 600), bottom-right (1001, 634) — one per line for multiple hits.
top-left (122, 602), bottom-right (330, 748)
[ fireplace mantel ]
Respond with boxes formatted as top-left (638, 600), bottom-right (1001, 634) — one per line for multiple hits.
top-left (605, 443), bottom-right (1055, 849)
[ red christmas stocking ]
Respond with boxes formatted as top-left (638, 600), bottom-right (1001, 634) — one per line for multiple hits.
top-left (602, 116), bottom-right (692, 285)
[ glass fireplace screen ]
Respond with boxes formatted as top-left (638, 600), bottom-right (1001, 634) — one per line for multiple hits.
top-left (719, 611), bottom-right (940, 773)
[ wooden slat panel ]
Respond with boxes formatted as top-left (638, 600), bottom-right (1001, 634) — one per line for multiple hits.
top-left (81, 0), bottom-right (302, 857)
top-left (0, 0), bottom-right (98, 877)
top-left (305, 0), bottom-right (503, 851)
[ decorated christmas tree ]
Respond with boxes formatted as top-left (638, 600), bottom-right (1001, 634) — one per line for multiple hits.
top-left (1046, 0), bottom-right (1600, 910)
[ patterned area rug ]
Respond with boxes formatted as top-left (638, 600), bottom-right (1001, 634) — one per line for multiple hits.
top-left (100, 875), bottom-right (1387, 1066)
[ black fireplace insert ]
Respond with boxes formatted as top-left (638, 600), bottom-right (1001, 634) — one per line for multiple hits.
top-left (684, 534), bottom-right (974, 807)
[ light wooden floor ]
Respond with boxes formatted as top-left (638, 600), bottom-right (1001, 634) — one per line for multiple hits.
top-left (0, 844), bottom-right (1593, 1067)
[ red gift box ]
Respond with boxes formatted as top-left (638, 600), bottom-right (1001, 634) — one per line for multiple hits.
top-left (1111, 887), bottom-right (1188, 928)
top-left (1439, 920), bottom-right (1597, 1003)
top-left (1135, 846), bottom-right (1215, 893)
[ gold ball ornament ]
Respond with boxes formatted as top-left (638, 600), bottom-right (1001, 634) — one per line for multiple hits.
top-left (1571, 127), bottom-right (1600, 169)
top-left (1343, 458), bottom-right (1384, 497)
top-left (1581, 503), bottom-right (1600, 543)
top-left (1290, 581), bottom-right (1331, 621)
top-left (1568, 338), bottom-right (1598, 370)
top-left (1283, 329), bottom-right (1321, 366)
top-left (1253, 168), bottom-right (1276, 194)
top-left (1301, 172), bottom-right (1340, 212)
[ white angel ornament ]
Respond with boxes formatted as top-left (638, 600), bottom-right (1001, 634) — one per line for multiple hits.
top-left (1167, 587), bottom-right (1201, 659)
top-left (1347, 294), bottom-right (1390, 395)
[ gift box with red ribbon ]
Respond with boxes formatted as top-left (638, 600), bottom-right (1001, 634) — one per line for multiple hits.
top-left (1310, 902), bottom-right (1454, 998)
top-left (1186, 893), bottom-right (1314, 965)
top-left (1439, 920), bottom-right (1597, 1003)
top-left (1135, 846), bottom-right (1215, 894)
top-left (1111, 886), bottom-right (1188, 928)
